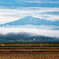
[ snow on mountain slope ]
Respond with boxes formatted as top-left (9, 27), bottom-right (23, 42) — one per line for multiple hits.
top-left (0, 16), bottom-right (59, 26)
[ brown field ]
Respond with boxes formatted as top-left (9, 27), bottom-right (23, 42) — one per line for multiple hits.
top-left (0, 46), bottom-right (59, 59)
top-left (0, 51), bottom-right (59, 59)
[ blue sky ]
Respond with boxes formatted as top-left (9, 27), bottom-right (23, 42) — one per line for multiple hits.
top-left (0, 0), bottom-right (59, 24)
top-left (0, 0), bottom-right (59, 8)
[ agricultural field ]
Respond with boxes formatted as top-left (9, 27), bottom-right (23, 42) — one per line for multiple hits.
top-left (0, 41), bottom-right (59, 47)
top-left (0, 47), bottom-right (59, 59)
top-left (0, 41), bottom-right (59, 59)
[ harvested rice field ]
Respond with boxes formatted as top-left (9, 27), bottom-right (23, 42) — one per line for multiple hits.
top-left (0, 47), bottom-right (59, 59)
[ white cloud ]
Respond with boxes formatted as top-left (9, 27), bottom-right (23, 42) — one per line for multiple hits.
top-left (0, 27), bottom-right (59, 38)
top-left (33, 14), bottom-right (59, 21)
top-left (0, 16), bottom-right (19, 24)
top-left (26, 1), bottom-right (59, 3)
top-left (1, 25), bottom-right (59, 30)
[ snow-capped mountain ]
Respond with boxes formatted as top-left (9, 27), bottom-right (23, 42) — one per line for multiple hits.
top-left (0, 16), bottom-right (59, 26)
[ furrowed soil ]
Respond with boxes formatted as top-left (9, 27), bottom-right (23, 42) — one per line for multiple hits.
top-left (0, 47), bottom-right (59, 59)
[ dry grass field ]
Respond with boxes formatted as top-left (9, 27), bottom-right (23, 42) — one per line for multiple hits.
top-left (0, 41), bottom-right (59, 59)
top-left (0, 46), bottom-right (59, 59)
top-left (0, 51), bottom-right (59, 59)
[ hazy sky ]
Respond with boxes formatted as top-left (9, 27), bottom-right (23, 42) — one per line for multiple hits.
top-left (0, 0), bottom-right (59, 24)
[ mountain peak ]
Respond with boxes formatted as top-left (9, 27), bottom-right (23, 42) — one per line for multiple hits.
top-left (0, 16), bottom-right (59, 26)
top-left (23, 16), bottom-right (37, 20)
